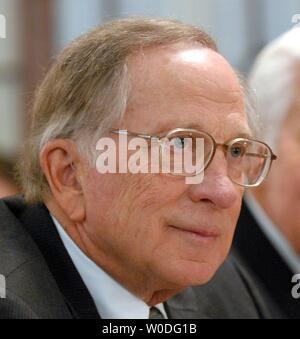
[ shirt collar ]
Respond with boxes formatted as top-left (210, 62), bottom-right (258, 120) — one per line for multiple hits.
top-left (244, 191), bottom-right (300, 274)
top-left (51, 214), bottom-right (167, 319)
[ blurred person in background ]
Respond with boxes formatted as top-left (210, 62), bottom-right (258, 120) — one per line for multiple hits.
top-left (233, 27), bottom-right (300, 319)
top-left (0, 156), bottom-right (18, 198)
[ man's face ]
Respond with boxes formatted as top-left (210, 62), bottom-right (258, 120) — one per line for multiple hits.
top-left (82, 46), bottom-right (249, 299)
top-left (260, 83), bottom-right (300, 254)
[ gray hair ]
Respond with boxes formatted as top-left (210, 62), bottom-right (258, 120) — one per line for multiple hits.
top-left (16, 17), bottom-right (218, 203)
top-left (248, 27), bottom-right (300, 151)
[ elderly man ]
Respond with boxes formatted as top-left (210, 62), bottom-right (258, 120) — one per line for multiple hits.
top-left (0, 17), bottom-right (276, 319)
top-left (233, 27), bottom-right (300, 319)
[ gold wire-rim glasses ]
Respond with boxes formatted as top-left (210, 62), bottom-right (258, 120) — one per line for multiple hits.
top-left (109, 128), bottom-right (277, 187)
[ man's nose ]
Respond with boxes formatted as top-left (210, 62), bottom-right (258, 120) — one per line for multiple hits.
top-left (187, 149), bottom-right (241, 209)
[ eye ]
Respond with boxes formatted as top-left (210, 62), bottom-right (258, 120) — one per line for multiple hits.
top-left (229, 146), bottom-right (244, 158)
top-left (172, 137), bottom-right (188, 149)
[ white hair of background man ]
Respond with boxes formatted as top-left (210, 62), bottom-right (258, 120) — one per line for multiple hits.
top-left (248, 27), bottom-right (300, 151)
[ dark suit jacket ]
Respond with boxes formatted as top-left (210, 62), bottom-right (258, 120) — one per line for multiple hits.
top-left (232, 199), bottom-right (300, 319)
top-left (0, 195), bottom-right (275, 319)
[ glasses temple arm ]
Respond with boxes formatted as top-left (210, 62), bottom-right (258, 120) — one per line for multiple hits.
top-left (245, 152), bottom-right (277, 160)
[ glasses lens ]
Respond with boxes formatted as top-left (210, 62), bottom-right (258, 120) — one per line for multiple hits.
top-left (161, 130), bottom-right (214, 175)
top-left (227, 139), bottom-right (272, 186)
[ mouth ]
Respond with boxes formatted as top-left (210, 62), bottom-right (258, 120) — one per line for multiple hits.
top-left (168, 225), bottom-right (221, 243)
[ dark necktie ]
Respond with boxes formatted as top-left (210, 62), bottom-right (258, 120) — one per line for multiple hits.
top-left (149, 306), bottom-right (165, 319)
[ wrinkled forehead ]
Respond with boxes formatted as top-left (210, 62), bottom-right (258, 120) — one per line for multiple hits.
top-left (127, 45), bottom-right (242, 102)
top-left (122, 45), bottom-right (248, 137)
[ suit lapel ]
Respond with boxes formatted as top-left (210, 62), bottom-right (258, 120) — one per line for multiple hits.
top-left (165, 287), bottom-right (212, 319)
top-left (19, 201), bottom-right (100, 319)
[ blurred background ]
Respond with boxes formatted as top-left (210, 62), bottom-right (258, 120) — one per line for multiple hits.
top-left (0, 0), bottom-right (299, 197)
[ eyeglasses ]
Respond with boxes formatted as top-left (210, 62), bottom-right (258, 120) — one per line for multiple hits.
top-left (110, 128), bottom-right (277, 187)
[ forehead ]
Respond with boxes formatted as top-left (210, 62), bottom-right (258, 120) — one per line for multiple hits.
top-left (283, 63), bottom-right (300, 127)
top-left (122, 45), bottom-right (249, 139)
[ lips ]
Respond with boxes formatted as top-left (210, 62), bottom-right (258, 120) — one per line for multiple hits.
top-left (168, 224), bottom-right (221, 239)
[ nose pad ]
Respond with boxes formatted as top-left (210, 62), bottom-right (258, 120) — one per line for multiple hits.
top-left (187, 149), bottom-right (240, 209)
top-left (205, 147), bottom-right (229, 177)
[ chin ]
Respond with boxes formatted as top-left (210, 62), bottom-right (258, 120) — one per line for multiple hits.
top-left (186, 262), bottom-right (219, 286)
top-left (157, 258), bottom-right (221, 289)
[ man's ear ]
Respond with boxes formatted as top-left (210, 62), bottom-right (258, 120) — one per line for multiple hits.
top-left (40, 139), bottom-right (86, 222)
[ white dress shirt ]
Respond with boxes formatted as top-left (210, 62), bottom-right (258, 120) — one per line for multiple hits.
top-left (244, 192), bottom-right (300, 274)
top-left (51, 215), bottom-right (167, 319)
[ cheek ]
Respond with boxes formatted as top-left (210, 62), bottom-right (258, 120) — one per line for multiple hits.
top-left (263, 151), bottom-right (300, 237)
top-left (271, 156), bottom-right (300, 199)
top-left (218, 198), bottom-right (242, 257)
top-left (83, 171), bottom-right (179, 245)
top-left (285, 167), bottom-right (300, 197)
top-left (280, 166), bottom-right (300, 221)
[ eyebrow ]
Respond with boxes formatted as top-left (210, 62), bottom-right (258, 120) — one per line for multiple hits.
top-left (153, 123), bottom-right (253, 139)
